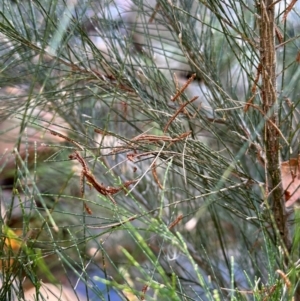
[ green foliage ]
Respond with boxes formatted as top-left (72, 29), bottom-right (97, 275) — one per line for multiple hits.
top-left (0, 0), bottom-right (300, 300)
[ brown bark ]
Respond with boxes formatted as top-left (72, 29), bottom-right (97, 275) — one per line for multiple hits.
top-left (259, 0), bottom-right (291, 250)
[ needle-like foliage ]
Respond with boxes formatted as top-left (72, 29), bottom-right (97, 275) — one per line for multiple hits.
top-left (0, 0), bottom-right (300, 300)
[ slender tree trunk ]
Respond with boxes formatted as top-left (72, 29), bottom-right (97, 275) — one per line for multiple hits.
top-left (259, 0), bottom-right (291, 251)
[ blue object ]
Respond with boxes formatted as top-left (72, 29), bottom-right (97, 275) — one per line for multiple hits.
top-left (71, 264), bottom-right (124, 301)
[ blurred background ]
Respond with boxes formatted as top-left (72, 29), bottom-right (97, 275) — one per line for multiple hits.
top-left (0, 0), bottom-right (300, 300)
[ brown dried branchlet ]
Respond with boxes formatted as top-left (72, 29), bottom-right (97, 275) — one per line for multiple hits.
top-left (127, 152), bottom-right (154, 162)
top-left (149, 2), bottom-right (160, 23)
top-left (171, 73), bottom-right (196, 102)
top-left (243, 95), bottom-right (256, 113)
top-left (276, 269), bottom-right (291, 290)
top-left (262, 285), bottom-right (277, 301)
top-left (282, 0), bottom-right (297, 23)
top-left (296, 51), bottom-right (300, 64)
top-left (166, 131), bottom-right (191, 148)
top-left (275, 25), bottom-right (283, 44)
top-left (69, 151), bottom-right (137, 206)
top-left (130, 131), bottom-right (192, 145)
top-left (172, 73), bottom-right (197, 121)
top-left (168, 214), bottom-right (183, 230)
top-left (151, 161), bottom-right (163, 189)
top-left (141, 284), bottom-right (149, 300)
top-left (164, 96), bottom-right (198, 132)
top-left (49, 130), bottom-right (84, 150)
top-left (94, 128), bottom-right (111, 136)
top-left (131, 133), bottom-right (171, 143)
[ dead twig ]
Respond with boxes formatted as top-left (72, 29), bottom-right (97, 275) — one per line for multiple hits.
top-left (130, 131), bottom-right (192, 146)
top-left (164, 97), bottom-right (198, 132)
top-left (151, 161), bottom-right (163, 189)
top-left (296, 51), bottom-right (300, 63)
top-left (282, 0), bottom-right (297, 23)
top-left (149, 2), bottom-right (160, 23)
top-left (171, 73), bottom-right (196, 102)
top-left (243, 95), bottom-right (256, 112)
top-left (69, 151), bottom-right (137, 206)
top-left (276, 270), bottom-right (291, 290)
top-left (49, 130), bottom-right (83, 150)
top-left (168, 214), bottom-right (183, 230)
top-left (275, 25), bottom-right (283, 44)
top-left (94, 128), bottom-right (112, 136)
